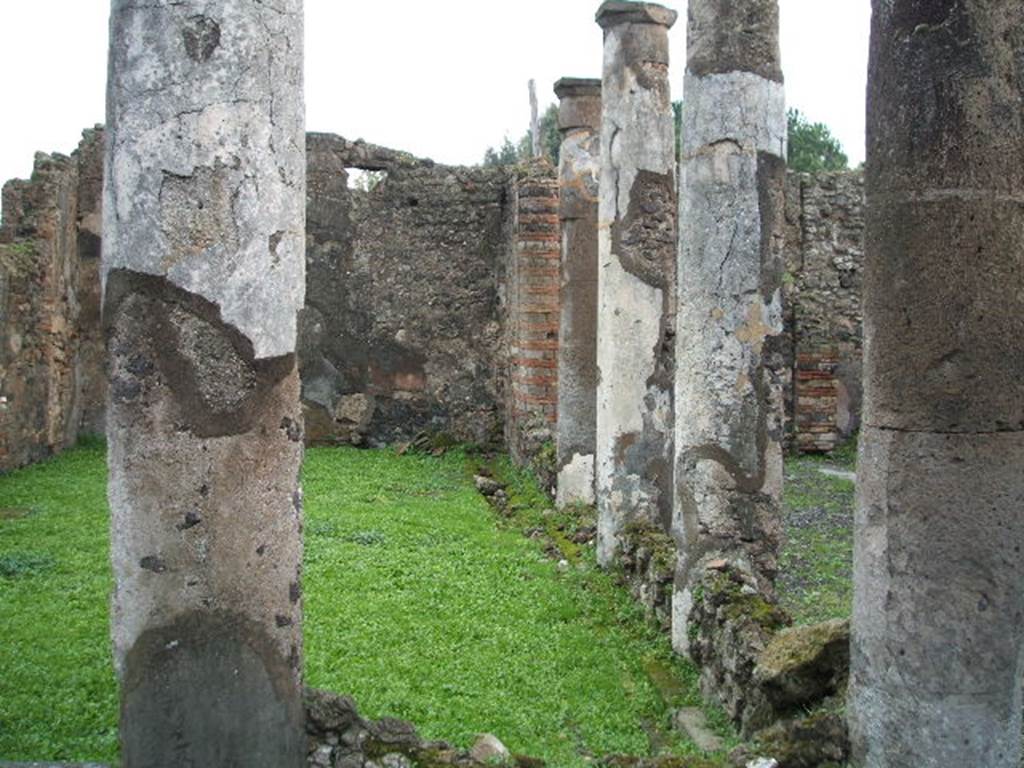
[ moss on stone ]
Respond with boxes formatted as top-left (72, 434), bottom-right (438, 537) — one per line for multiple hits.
top-left (756, 619), bottom-right (849, 680)
top-left (703, 572), bottom-right (789, 634)
top-left (533, 440), bottom-right (557, 478)
top-left (744, 709), bottom-right (849, 768)
top-left (620, 519), bottom-right (677, 578)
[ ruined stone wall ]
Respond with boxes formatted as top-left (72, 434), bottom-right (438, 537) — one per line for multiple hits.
top-left (505, 162), bottom-right (561, 475)
top-left (0, 130), bottom-right (864, 474)
top-left (783, 170), bottom-right (865, 452)
top-left (0, 129), bottom-right (106, 473)
top-left (301, 135), bottom-right (513, 449)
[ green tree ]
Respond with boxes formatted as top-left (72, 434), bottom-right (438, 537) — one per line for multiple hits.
top-left (482, 104), bottom-right (561, 167)
top-left (482, 138), bottom-right (521, 167)
top-left (786, 109), bottom-right (848, 173)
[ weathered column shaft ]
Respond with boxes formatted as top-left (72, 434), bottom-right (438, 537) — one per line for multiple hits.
top-left (594, 1), bottom-right (678, 567)
top-left (554, 77), bottom-right (601, 508)
top-left (104, 2), bottom-right (306, 765)
top-left (671, 0), bottom-right (787, 654)
top-left (849, 3), bottom-right (1024, 766)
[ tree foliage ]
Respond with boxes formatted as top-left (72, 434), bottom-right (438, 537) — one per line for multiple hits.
top-left (482, 104), bottom-right (561, 167)
top-left (486, 103), bottom-right (849, 176)
top-left (786, 109), bottom-right (848, 173)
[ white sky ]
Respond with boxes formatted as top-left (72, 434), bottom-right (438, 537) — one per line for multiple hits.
top-left (0, 1), bottom-right (869, 188)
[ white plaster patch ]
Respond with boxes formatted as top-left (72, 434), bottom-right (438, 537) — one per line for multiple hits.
top-left (671, 585), bottom-right (694, 657)
top-left (559, 131), bottom-right (601, 195)
top-left (595, 19), bottom-right (676, 569)
top-left (681, 72), bottom-right (786, 160)
top-left (557, 452), bottom-right (596, 508)
top-left (103, 0), bottom-right (305, 360)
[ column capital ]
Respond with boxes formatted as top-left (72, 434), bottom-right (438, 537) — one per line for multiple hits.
top-left (554, 78), bottom-right (602, 133)
top-left (596, 1), bottom-right (677, 30)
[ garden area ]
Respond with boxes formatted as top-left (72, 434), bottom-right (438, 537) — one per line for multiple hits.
top-left (0, 440), bottom-right (855, 766)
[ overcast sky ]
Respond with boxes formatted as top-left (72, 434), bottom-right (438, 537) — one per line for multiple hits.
top-left (0, 1), bottom-right (869, 188)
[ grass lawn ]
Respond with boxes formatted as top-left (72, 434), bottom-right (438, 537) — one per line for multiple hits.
top-left (0, 443), bottom-right (733, 767)
top-left (777, 440), bottom-right (856, 626)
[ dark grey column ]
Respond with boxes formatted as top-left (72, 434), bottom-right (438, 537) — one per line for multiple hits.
top-left (104, 2), bottom-right (307, 765)
top-left (594, 1), bottom-right (678, 567)
top-left (672, 0), bottom-right (787, 655)
top-left (848, 3), bottom-right (1024, 766)
top-left (554, 77), bottom-right (601, 509)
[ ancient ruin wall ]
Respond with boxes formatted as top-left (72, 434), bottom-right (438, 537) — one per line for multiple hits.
top-left (0, 130), bottom-right (864, 476)
top-left (783, 171), bottom-right (865, 453)
top-left (302, 135), bottom-right (514, 449)
top-left (0, 129), bottom-right (106, 473)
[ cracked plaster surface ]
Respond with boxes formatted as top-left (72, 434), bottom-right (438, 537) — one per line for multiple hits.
top-left (104, 0), bottom-right (305, 359)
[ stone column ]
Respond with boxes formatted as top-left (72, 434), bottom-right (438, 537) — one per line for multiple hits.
top-left (671, 0), bottom-right (787, 655)
top-left (848, 3), bottom-right (1024, 766)
top-left (594, 1), bottom-right (678, 567)
top-left (554, 77), bottom-right (601, 509)
top-left (103, 2), bottom-right (306, 765)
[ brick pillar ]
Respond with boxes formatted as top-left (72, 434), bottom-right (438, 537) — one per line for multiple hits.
top-left (794, 346), bottom-right (839, 453)
top-left (594, 1), bottom-right (678, 567)
top-left (553, 78), bottom-right (601, 508)
top-left (104, 2), bottom-right (306, 764)
top-left (507, 166), bottom-right (561, 466)
top-left (849, 2), bottom-right (1024, 765)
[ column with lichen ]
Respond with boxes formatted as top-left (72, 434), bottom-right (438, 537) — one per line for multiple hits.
top-left (104, 1), bottom-right (306, 764)
top-left (594, 1), bottom-right (678, 568)
top-left (671, 0), bottom-right (787, 655)
top-left (554, 77), bottom-right (601, 509)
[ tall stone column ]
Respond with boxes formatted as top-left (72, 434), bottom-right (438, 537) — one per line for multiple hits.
top-left (103, 2), bottom-right (306, 765)
top-left (554, 77), bottom-right (601, 509)
top-left (849, 3), bottom-right (1024, 766)
top-left (594, 1), bottom-right (678, 567)
top-left (671, 0), bottom-right (786, 654)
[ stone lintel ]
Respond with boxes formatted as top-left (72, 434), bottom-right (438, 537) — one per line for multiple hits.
top-left (596, 1), bottom-right (678, 30)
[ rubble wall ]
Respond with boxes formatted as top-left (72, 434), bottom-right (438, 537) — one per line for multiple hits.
top-left (301, 135), bottom-right (514, 449)
top-left (783, 171), bottom-right (865, 452)
top-left (0, 130), bottom-right (864, 474)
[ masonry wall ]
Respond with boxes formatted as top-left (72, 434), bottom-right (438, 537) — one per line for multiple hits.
top-left (301, 135), bottom-right (515, 448)
top-left (0, 129), bottom-right (106, 473)
top-left (783, 170), bottom-right (865, 452)
top-left (0, 132), bottom-right (864, 475)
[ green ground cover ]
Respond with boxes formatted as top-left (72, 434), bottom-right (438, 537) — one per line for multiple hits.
top-left (0, 443), bottom-right (733, 767)
top-left (777, 441), bottom-right (856, 626)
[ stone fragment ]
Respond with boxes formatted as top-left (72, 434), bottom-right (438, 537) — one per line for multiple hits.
top-left (753, 619), bottom-right (848, 709)
top-left (474, 475), bottom-right (503, 496)
top-left (730, 711), bottom-right (847, 768)
top-left (469, 733), bottom-right (511, 763)
top-left (365, 717), bottom-right (422, 754)
top-left (312, 745), bottom-right (333, 767)
top-left (305, 688), bottom-right (364, 735)
top-left (335, 393), bottom-right (375, 428)
top-left (673, 707), bottom-right (724, 753)
top-left (594, 0), bottom-right (678, 568)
